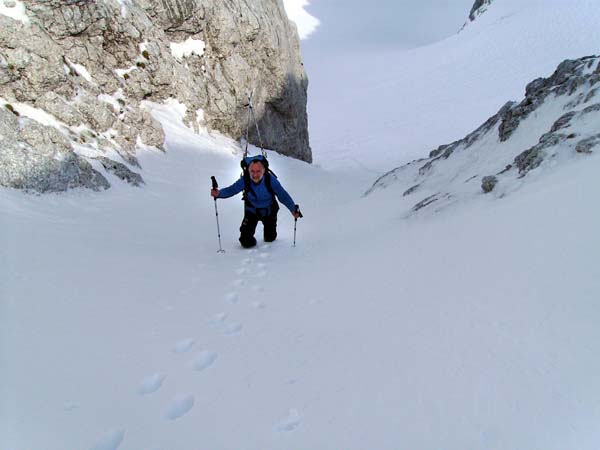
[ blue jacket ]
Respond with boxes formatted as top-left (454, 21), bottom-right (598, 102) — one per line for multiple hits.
top-left (218, 174), bottom-right (296, 214)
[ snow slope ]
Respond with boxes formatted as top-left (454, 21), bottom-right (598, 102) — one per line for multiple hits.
top-left (3, 101), bottom-right (600, 450)
top-left (2, 2), bottom-right (600, 450)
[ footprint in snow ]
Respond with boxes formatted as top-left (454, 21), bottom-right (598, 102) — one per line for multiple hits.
top-left (173, 338), bottom-right (195, 354)
top-left (235, 267), bottom-right (249, 275)
top-left (165, 395), bottom-right (195, 420)
top-left (241, 257), bottom-right (253, 265)
top-left (257, 262), bottom-right (267, 269)
top-left (274, 409), bottom-right (302, 432)
top-left (90, 428), bottom-right (125, 450)
top-left (137, 373), bottom-right (166, 395)
top-left (189, 350), bottom-right (218, 371)
top-left (225, 292), bottom-right (239, 304)
top-left (258, 252), bottom-right (270, 259)
top-left (223, 322), bottom-right (243, 335)
top-left (208, 312), bottom-right (228, 325)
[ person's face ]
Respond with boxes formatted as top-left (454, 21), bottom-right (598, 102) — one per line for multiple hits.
top-left (249, 162), bottom-right (265, 183)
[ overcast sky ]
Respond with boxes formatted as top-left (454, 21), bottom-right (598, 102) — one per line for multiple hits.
top-left (298, 0), bottom-right (475, 55)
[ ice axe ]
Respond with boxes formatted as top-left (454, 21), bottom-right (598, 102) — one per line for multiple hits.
top-left (211, 176), bottom-right (225, 253)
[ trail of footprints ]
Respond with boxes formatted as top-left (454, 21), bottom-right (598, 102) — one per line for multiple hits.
top-left (92, 247), bottom-right (300, 449)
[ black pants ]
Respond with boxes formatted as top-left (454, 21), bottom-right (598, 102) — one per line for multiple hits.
top-left (239, 206), bottom-right (278, 248)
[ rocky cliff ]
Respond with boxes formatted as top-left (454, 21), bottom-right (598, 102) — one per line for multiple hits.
top-left (366, 56), bottom-right (600, 215)
top-left (0, 0), bottom-right (310, 192)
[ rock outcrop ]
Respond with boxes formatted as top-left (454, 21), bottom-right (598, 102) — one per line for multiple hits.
top-left (0, 0), bottom-right (310, 192)
top-left (365, 55), bottom-right (600, 214)
top-left (468, 0), bottom-right (494, 22)
top-left (0, 106), bottom-right (110, 192)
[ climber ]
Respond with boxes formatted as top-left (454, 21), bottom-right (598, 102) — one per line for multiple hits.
top-left (210, 156), bottom-right (301, 248)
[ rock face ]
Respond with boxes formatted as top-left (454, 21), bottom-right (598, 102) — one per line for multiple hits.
top-left (365, 55), bottom-right (600, 215)
top-left (0, 0), bottom-right (310, 192)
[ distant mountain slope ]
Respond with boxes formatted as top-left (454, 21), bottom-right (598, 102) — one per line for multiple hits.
top-left (366, 56), bottom-right (600, 214)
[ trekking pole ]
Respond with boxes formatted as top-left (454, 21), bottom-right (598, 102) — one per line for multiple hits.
top-left (243, 90), bottom-right (253, 158)
top-left (244, 89), bottom-right (267, 159)
top-left (249, 94), bottom-right (266, 157)
top-left (293, 204), bottom-right (303, 247)
top-left (211, 176), bottom-right (225, 253)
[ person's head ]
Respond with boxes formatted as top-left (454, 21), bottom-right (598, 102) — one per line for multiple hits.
top-left (248, 160), bottom-right (266, 183)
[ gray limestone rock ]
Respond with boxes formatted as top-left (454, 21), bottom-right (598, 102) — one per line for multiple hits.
top-left (469, 0), bottom-right (494, 21)
top-left (1, 0), bottom-right (311, 193)
top-left (112, 109), bottom-right (166, 159)
top-left (412, 193), bottom-right (451, 212)
top-left (513, 145), bottom-right (546, 175)
top-left (95, 156), bottom-right (144, 186)
top-left (576, 134), bottom-right (600, 154)
top-left (481, 175), bottom-right (498, 193)
top-left (412, 194), bottom-right (440, 212)
top-left (403, 183), bottom-right (421, 197)
top-left (550, 111), bottom-right (577, 133)
top-left (0, 109), bottom-right (109, 192)
top-left (499, 56), bottom-right (600, 141)
top-left (35, 92), bottom-right (85, 126)
top-left (514, 101), bottom-right (600, 174)
top-left (77, 94), bottom-right (117, 133)
top-left (0, 103), bottom-right (20, 139)
top-left (20, 120), bottom-right (73, 156)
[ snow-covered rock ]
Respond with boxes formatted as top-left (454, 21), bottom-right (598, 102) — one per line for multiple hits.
top-left (0, 106), bottom-right (110, 192)
top-left (366, 55), bottom-right (600, 214)
top-left (468, 0), bottom-right (494, 22)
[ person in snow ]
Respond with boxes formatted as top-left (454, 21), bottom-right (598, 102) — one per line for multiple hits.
top-left (210, 158), bottom-right (301, 248)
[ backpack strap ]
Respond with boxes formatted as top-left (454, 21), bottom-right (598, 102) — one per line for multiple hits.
top-left (242, 167), bottom-right (251, 203)
top-left (264, 170), bottom-right (275, 196)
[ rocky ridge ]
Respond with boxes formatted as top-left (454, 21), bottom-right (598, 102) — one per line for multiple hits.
top-left (365, 55), bottom-right (600, 215)
top-left (0, 0), bottom-right (310, 192)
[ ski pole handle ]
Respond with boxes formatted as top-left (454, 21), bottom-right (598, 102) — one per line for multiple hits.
top-left (294, 204), bottom-right (303, 218)
top-left (211, 176), bottom-right (218, 189)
